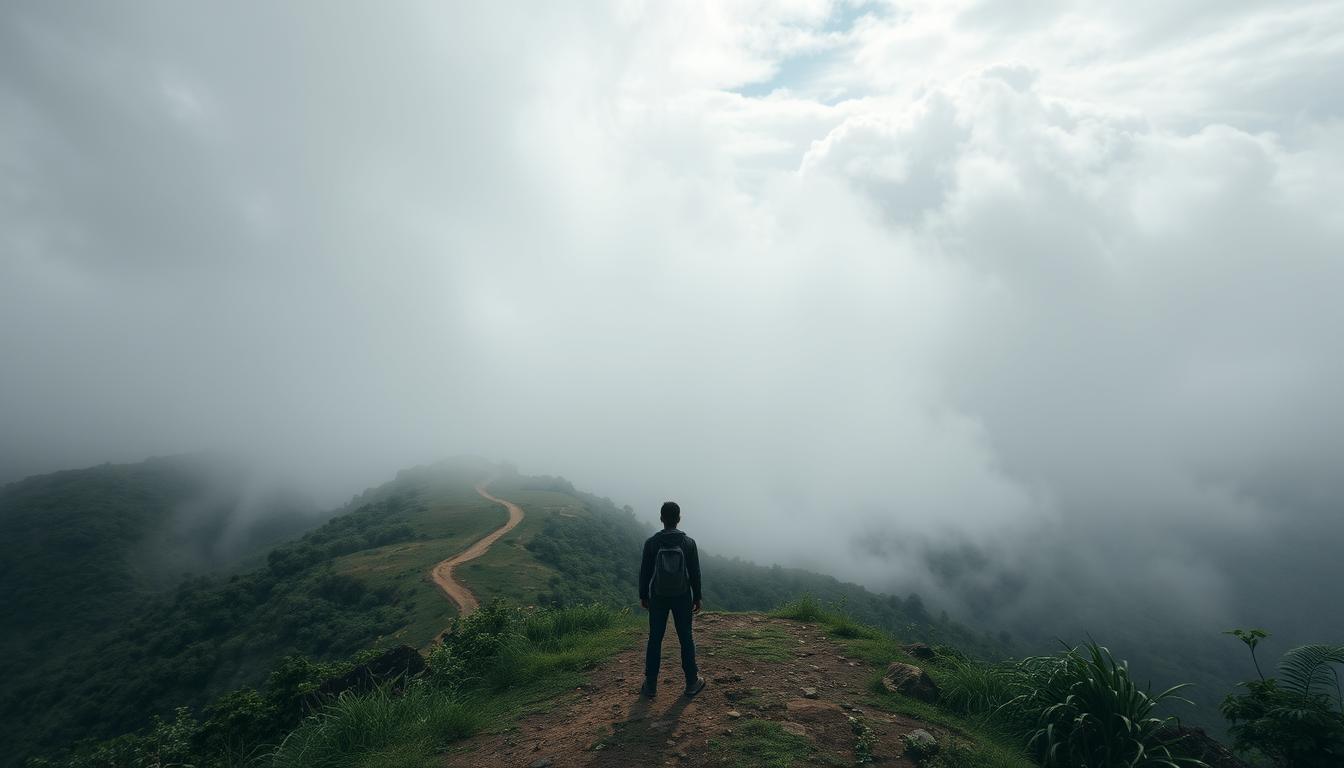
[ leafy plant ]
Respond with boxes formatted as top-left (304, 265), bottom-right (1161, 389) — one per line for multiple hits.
top-left (1221, 634), bottom-right (1344, 767)
top-left (1013, 641), bottom-right (1202, 767)
top-left (1224, 628), bottom-right (1270, 680)
top-left (850, 715), bottom-right (877, 764)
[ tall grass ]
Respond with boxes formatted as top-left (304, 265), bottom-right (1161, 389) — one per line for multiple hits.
top-left (772, 594), bottom-right (829, 623)
top-left (272, 683), bottom-right (483, 768)
top-left (940, 658), bottom-right (1018, 717)
top-left (522, 602), bottom-right (618, 645)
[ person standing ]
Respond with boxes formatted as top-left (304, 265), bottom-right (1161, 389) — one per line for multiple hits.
top-left (638, 501), bottom-right (705, 698)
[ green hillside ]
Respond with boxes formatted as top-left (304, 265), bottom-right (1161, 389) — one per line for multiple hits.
top-left (0, 457), bottom-right (499, 764)
top-left (5, 458), bottom-right (1000, 767)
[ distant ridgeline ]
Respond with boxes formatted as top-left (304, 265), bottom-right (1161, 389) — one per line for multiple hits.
top-left (1, 457), bottom-right (999, 767)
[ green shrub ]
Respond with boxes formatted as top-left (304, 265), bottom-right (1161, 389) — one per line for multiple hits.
top-left (427, 599), bottom-right (525, 687)
top-left (938, 642), bottom-right (1202, 767)
top-left (427, 601), bottom-right (625, 691)
top-left (1221, 635), bottom-right (1344, 767)
top-left (1012, 641), bottom-right (1201, 767)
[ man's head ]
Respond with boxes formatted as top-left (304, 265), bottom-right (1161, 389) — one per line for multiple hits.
top-left (660, 501), bottom-right (680, 528)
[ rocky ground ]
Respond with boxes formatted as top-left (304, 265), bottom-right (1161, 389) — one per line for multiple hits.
top-left (444, 612), bottom-right (945, 767)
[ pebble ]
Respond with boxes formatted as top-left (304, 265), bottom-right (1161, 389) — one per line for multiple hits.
top-left (727, 710), bottom-right (741, 719)
top-left (801, 687), bottom-right (819, 699)
top-left (527, 759), bottom-right (552, 768)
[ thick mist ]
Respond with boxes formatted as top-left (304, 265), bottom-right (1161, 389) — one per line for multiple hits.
top-left (4, 0), bottom-right (1343, 668)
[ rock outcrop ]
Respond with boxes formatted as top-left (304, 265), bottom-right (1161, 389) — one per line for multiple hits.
top-left (316, 645), bottom-right (426, 698)
top-left (881, 661), bottom-right (940, 703)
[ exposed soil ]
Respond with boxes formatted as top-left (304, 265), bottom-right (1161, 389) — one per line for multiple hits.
top-left (430, 483), bottom-right (525, 616)
top-left (445, 612), bottom-right (940, 767)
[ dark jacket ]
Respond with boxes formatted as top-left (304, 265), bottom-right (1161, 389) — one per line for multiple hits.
top-left (639, 528), bottom-right (701, 602)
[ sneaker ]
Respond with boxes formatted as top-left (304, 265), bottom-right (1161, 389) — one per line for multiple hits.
top-left (639, 681), bottom-right (657, 698)
top-left (684, 676), bottom-right (706, 697)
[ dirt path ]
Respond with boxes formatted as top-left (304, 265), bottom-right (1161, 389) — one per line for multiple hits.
top-left (430, 483), bottom-right (525, 616)
top-left (445, 613), bottom-right (934, 767)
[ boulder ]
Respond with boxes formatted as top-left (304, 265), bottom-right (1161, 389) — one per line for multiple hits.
top-left (903, 729), bottom-right (939, 758)
top-left (902, 642), bottom-right (937, 661)
top-left (881, 662), bottom-right (940, 703)
top-left (316, 645), bottom-right (426, 698)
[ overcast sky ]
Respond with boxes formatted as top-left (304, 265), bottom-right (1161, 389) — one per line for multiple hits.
top-left (3, 1), bottom-right (1343, 649)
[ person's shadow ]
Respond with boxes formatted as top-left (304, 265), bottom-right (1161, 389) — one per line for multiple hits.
top-left (588, 691), bottom-right (696, 766)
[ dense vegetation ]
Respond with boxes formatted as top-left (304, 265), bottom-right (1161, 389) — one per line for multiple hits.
top-left (33, 601), bottom-right (637, 768)
top-left (0, 456), bottom-right (320, 628)
top-left (1220, 630), bottom-right (1344, 766)
top-left (0, 476), bottom-right (417, 765)
top-left (0, 458), bottom-right (333, 764)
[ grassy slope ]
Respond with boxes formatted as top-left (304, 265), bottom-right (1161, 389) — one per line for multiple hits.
top-left (329, 494), bottom-right (504, 648)
top-left (455, 488), bottom-right (586, 606)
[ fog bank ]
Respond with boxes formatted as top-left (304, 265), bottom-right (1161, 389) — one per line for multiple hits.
top-left (4, 1), bottom-right (1343, 659)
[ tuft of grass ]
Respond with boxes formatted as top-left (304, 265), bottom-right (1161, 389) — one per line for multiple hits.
top-left (717, 625), bottom-right (797, 662)
top-left (772, 594), bottom-right (829, 623)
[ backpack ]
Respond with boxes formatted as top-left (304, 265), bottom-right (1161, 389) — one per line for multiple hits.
top-left (651, 535), bottom-right (690, 597)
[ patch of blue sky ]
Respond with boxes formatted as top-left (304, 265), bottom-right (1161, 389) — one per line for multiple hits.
top-left (733, 0), bottom-right (889, 99)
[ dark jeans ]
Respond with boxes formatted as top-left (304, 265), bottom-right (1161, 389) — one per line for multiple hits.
top-left (645, 592), bottom-right (697, 689)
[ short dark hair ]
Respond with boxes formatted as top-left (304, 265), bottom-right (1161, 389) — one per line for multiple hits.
top-left (659, 501), bottom-right (680, 525)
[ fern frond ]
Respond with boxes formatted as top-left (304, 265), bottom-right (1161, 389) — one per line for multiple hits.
top-left (1278, 644), bottom-right (1344, 702)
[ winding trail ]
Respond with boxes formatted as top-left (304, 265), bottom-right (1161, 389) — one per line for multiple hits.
top-left (430, 483), bottom-right (524, 616)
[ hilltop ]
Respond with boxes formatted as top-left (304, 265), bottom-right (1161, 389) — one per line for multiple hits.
top-left (445, 610), bottom-right (1027, 768)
